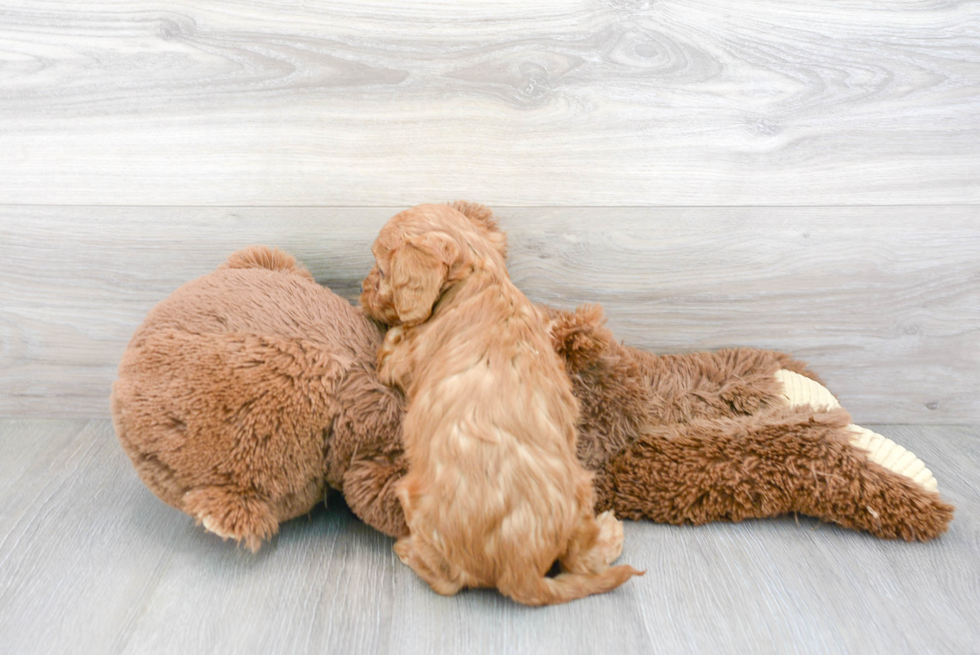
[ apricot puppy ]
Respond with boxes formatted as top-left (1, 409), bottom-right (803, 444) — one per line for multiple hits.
top-left (360, 204), bottom-right (642, 606)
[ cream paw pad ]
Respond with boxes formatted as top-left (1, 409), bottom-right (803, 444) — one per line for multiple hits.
top-left (774, 369), bottom-right (939, 493)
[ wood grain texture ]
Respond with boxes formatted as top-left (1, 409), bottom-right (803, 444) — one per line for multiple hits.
top-left (2, 205), bottom-right (977, 422)
top-left (0, 0), bottom-right (978, 205)
top-left (0, 420), bottom-right (977, 654)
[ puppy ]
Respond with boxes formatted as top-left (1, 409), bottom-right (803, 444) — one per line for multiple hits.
top-left (360, 203), bottom-right (642, 606)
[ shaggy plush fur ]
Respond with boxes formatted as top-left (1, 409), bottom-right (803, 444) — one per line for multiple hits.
top-left (112, 246), bottom-right (403, 552)
top-left (549, 307), bottom-right (954, 541)
top-left (111, 203), bottom-right (954, 557)
top-left (360, 204), bottom-right (640, 605)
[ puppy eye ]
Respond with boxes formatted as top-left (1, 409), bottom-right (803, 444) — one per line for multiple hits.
top-left (378, 268), bottom-right (386, 279)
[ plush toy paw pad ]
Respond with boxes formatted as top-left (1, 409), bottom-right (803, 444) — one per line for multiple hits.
top-left (201, 515), bottom-right (224, 538)
top-left (775, 369), bottom-right (840, 410)
top-left (774, 369), bottom-right (939, 493)
top-left (848, 425), bottom-right (938, 493)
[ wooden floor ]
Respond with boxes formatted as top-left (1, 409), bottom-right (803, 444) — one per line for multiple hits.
top-left (1, 420), bottom-right (978, 654)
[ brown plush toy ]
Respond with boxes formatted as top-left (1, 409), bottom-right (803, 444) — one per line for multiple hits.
top-left (111, 204), bottom-right (954, 552)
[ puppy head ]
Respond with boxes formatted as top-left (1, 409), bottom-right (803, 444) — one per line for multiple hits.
top-left (361, 211), bottom-right (464, 326)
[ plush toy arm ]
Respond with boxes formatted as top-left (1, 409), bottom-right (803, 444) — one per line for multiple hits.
top-left (544, 304), bottom-right (616, 374)
top-left (343, 454), bottom-right (411, 538)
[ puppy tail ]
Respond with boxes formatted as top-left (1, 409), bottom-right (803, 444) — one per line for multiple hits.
top-left (500, 565), bottom-right (643, 607)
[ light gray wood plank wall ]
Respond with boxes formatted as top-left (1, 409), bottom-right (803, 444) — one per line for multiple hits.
top-left (0, 1), bottom-right (978, 421)
top-left (0, 0), bottom-right (978, 205)
top-left (1, 206), bottom-right (978, 422)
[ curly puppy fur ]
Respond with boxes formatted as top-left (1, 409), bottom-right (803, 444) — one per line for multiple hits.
top-left (360, 204), bottom-right (642, 605)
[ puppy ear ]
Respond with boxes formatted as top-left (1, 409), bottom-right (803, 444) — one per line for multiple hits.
top-left (447, 201), bottom-right (497, 231)
top-left (447, 200), bottom-right (507, 258)
top-left (389, 233), bottom-right (460, 325)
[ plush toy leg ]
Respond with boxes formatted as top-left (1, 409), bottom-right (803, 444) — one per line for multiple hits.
top-left (183, 486), bottom-right (279, 553)
top-left (774, 370), bottom-right (938, 492)
top-left (593, 405), bottom-right (954, 541)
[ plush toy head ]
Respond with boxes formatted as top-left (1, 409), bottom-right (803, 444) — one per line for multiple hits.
top-left (111, 246), bottom-right (405, 551)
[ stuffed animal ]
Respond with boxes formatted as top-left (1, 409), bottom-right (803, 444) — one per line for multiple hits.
top-left (111, 205), bottom-right (954, 552)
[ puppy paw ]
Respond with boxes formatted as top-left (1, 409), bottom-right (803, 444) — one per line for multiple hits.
top-left (378, 326), bottom-right (404, 367)
top-left (383, 325), bottom-right (405, 348)
top-left (393, 535), bottom-right (414, 564)
top-left (394, 534), bottom-right (465, 596)
top-left (593, 510), bottom-right (625, 567)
